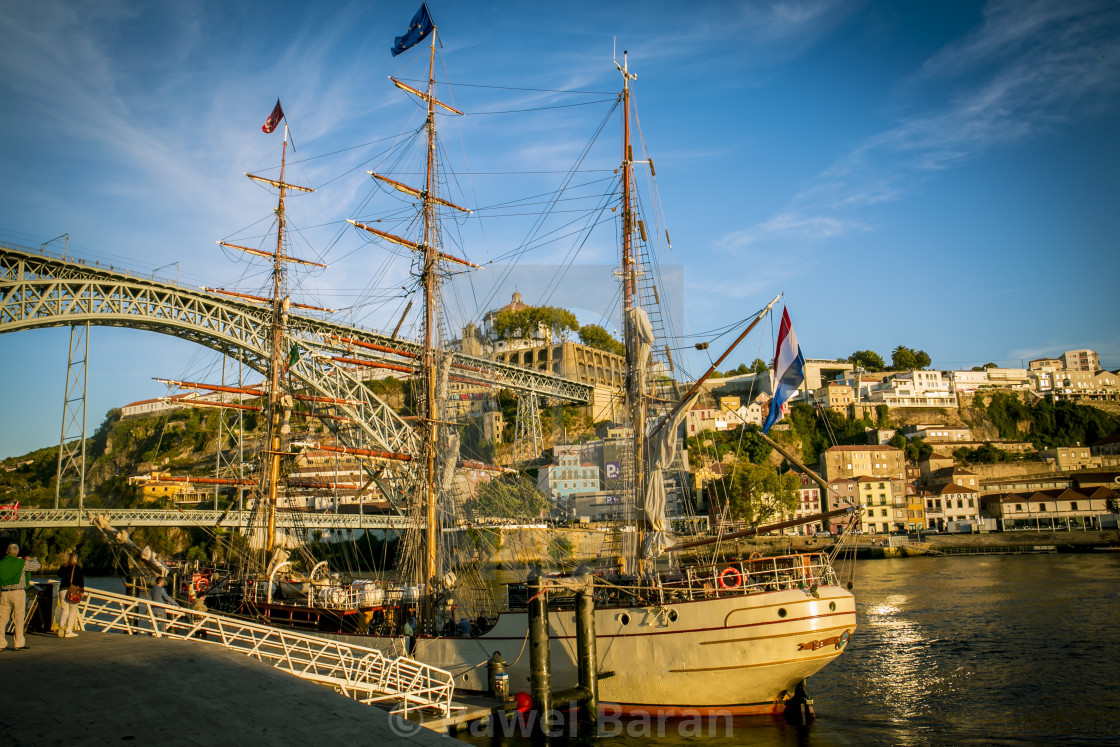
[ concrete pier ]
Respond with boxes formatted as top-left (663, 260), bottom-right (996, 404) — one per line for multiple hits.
top-left (0, 631), bottom-right (456, 746)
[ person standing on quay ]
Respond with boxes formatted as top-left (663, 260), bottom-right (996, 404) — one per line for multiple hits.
top-left (57, 552), bottom-right (84, 638)
top-left (0, 543), bottom-right (42, 650)
top-left (149, 577), bottom-right (179, 636)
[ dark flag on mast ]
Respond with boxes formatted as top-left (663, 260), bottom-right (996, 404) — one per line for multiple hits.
top-left (261, 99), bottom-right (284, 134)
top-left (391, 3), bottom-right (434, 56)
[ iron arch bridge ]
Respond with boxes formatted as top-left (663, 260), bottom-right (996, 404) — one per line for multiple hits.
top-left (0, 243), bottom-right (592, 505)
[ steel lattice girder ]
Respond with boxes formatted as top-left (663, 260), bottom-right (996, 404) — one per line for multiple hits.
top-left (0, 244), bottom-right (593, 404)
top-left (0, 244), bottom-right (594, 504)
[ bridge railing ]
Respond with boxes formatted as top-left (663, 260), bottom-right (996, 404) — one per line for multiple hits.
top-left (0, 507), bottom-right (413, 530)
top-left (76, 587), bottom-right (454, 716)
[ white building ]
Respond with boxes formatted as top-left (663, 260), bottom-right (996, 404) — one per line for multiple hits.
top-left (984, 368), bottom-right (1031, 390)
top-left (866, 370), bottom-right (959, 408)
top-left (928, 483), bottom-right (982, 531)
top-left (537, 445), bottom-right (602, 502)
top-left (901, 424), bottom-right (973, 442)
top-left (945, 370), bottom-right (989, 395)
top-left (121, 390), bottom-right (242, 418)
top-left (685, 401), bottom-right (763, 436)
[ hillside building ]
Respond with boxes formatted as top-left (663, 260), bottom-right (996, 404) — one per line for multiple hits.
top-left (821, 445), bottom-right (905, 481)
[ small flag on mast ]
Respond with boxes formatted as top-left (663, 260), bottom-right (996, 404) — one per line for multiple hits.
top-left (261, 99), bottom-right (284, 134)
top-left (762, 307), bottom-right (806, 434)
top-left (391, 3), bottom-right (434, 57)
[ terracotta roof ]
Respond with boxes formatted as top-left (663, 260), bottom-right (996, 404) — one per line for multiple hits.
top-left (937, 482), bottom-right (979, 495)
top-left (983, 487), bottom-right (1103, 503)
top-left (500, 291), bottom-right (529, 312)
top-left (825, 445), bottom-right (901, 453)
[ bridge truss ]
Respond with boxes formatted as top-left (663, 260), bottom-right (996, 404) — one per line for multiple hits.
top-left (0, 243), bottom-right (593, 507)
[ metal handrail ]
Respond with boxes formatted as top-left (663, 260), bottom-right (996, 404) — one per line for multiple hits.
top-left (76, 588), bottom-right (454, 716)
top-left (668, 553), bottom-right (838, 600)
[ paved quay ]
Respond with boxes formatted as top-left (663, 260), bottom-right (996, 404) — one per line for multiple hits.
top-left (0, 630), bottom-right (457, 746)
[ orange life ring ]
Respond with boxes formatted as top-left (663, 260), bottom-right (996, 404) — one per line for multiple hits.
top-left (718, 566), bottom-right (742, 590)
top-left (194, 577), bottom-right (209, 594)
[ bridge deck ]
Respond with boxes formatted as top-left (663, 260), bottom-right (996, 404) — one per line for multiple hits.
top-left (0, 507), bottom-right (412, 529)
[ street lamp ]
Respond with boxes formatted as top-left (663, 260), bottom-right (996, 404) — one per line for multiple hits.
top-left (152, 261), bottom-right (181, 285)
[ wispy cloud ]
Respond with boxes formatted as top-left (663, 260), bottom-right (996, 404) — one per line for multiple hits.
top-left (719, 0), bottom-right (1120, 252)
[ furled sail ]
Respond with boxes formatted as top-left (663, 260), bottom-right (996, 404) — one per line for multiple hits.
top-left (641, 401), bottom-right (692, 560)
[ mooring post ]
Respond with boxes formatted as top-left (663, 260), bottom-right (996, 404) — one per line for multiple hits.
top-left (575, 568), bottom-right (598, 725)
top-left (527, 568), bottom-right (552, 723)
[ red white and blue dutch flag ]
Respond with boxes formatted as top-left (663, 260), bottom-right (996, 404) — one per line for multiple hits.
top-left (762, 307), bottom-right (806, 434)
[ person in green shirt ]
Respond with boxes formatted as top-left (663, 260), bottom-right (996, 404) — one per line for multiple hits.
top-left (0, 543), bottom-right (41, 650)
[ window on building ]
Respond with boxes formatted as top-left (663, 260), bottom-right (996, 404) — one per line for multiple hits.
top-left (1015, 504), bottom-right (1022, 512)
top-left (1070, 502), bottom-right (1078, 511)
top-left (1039, 503), bottom-right (1047, 511)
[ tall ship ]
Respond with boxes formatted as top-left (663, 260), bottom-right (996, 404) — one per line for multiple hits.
top-left (136, 3), bottom-right (860, 719)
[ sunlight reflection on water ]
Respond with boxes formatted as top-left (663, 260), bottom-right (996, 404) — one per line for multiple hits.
top-left (456, 554), bottom-right (1120, 746)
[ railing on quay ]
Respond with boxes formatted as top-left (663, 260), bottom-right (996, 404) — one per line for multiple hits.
top-left (76, 587), bottom-right (454, 716)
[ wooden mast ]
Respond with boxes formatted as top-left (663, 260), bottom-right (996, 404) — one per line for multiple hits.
top-left (262, 123), bottom-right (291, 556)
top-left (421, 28), bottom-right (440, 629)
top-left (617, 52), bottom-right (646, 570)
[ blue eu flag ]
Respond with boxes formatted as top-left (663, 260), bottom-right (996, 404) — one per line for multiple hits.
top-left (391, 3), bottom-right (435, 57)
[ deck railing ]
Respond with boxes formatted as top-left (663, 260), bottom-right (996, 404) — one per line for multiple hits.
top-left (664, 553), bottom-right (838, 601)
top-left (76, 588), bottom-right (454, 716)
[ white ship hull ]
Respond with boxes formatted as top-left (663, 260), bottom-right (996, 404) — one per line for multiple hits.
top-left (348, 581), bottom-right (855, 716)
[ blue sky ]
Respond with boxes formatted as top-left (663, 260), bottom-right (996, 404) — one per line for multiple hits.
top-left (2, 0), bottom-right (1118, 458)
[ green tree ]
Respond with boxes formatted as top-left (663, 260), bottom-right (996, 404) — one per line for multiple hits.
top-left (726, 363), bottom-right (751, 377)
top-left (876, 404), bottom-right (890, 428)
top-left (739, 426), bottom-right (773, 465)
top-left (467, 475), bottom-right (548, 518)
top-left (493, 306), bottom-right (578, 341)
top-left (750, 358), bottom-right (768, 374)
top-left (890, 345), bottom-right (931, 370)
top-left (848, 350), bottom-right (885, 372)
top-left (905, 437), bottom-right (934, 462)
top-left (722, 459), bottom-right (800, 525)
top-left (577, 324), bottom-right (625, 356)
top-left (891, 346), bottom-right (917, 370)
top-left (986, 391), bottom-right (1031, 439)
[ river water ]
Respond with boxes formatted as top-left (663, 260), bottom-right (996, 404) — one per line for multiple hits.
top-left (457, 554), bottom-right (1120, 746)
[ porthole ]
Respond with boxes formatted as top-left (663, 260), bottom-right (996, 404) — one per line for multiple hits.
top-left (777, 608), bottom-right (788, 619)
top-left (618, 612), bottom-right (631, 626)
top-left (829, 602), bottom-right (837, 612)
top-left (667, 609), bottom-right (678, 623)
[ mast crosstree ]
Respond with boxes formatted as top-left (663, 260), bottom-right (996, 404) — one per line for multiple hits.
top-left (349, 21), bottom-right (476, 629)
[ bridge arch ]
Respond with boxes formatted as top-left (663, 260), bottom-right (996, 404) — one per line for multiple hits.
top-left (1, 243), bottom-right (419, 498)
top-left (2, 243), bottom-right (594, 502)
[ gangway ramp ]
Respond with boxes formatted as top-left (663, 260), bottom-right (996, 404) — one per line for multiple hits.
top-left (77, 588), bottom-right (455, 717)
